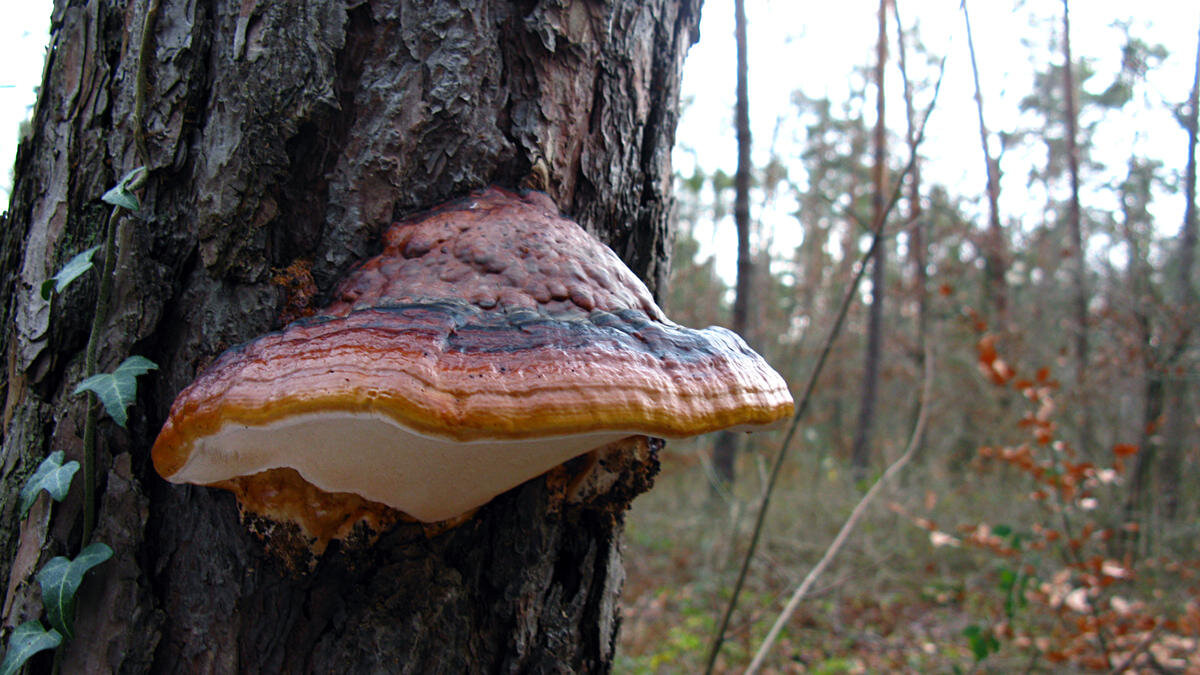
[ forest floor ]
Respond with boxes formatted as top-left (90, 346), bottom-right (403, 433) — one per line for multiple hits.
top-left (614, 440), bottom-right (1200, 673)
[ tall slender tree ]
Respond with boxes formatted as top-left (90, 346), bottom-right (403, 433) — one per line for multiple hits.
top-left (1060, 0), bottom-right (1094, 457)
top-left (851, 0), bottom-right (890, 482)
top-left (711, 0), bottom-right (755, 490)
top-left (962, 0), bottom-right (1009, 327)
top-left (894, 1), bottom-right (928, 449)
top-left (1160, 18), bottom-right (1200, 518)
top-left (1117, 156), bottom-right (1167, 542)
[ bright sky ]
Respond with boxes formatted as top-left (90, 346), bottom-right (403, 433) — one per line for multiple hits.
top-left (0, 1), bottom-right (50, 204)
top-left (2, 0), bottom-right (1198, 279)
top-left (680, 0), bottom-right (1200, 281)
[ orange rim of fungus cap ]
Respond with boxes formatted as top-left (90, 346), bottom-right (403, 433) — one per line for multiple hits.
top-left (151, 187), bottom-right (794, 530)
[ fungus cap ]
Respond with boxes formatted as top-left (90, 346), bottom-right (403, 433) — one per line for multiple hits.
top-left (152, 188), bottom-right (793, 543)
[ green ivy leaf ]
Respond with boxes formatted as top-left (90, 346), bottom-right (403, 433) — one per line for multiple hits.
top-left (998, 567), bottom-right (1016, 589)
top-left (962, 624), bottom-right (1000, 662)
top-left (100, 166), bottom-right (146, 211)
top-left (73, 355), bottom-right (158, 428)
top-left (18, 451), bottom-right (80, 520)
top-left (0, 621), bottom-right (62, 675)
top-left (40, 245), bottom-right (101, 300)
top-left (36, 543), bottom-right (113, 640)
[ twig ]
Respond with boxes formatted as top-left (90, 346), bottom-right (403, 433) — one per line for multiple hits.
top-left (746, 345), bottom-right (934, 673)
top-left (1056, 507), bottom-right (1114, 668)
top-left (80, 205), bottom-right (122, 544)
top-left (702, 191), bottom-right (880, 673)
top-left (1109, 624), bottom-right (1163, 675)
top-left (701, 55), bottom-right (946, 674)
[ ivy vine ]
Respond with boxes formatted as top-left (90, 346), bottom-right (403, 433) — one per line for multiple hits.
top-left (2, 167), bottom-right (154, 671)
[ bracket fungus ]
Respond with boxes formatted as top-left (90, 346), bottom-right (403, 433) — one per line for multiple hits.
top-left (152, 188), bottom-right (793, 555)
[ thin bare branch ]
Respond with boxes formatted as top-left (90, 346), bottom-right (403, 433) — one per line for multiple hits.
top-left (1108, 625), bottom-right (1163, 674)
top-left (746, 342), bottom-right (935, 673)
top-left (702, 51), bottom-right (947, 674)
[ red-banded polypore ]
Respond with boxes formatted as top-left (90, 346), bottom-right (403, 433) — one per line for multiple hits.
top-left (151, 188), bottom-right (794, 554)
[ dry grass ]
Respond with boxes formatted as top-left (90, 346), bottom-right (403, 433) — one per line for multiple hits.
top-left (615, 436), bottom-right (1200, 673)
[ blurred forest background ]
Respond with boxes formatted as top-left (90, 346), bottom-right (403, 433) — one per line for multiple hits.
top-left (618, 0), bottom-right (1200, 672)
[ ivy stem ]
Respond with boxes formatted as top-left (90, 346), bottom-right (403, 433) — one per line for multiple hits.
top-left (79, 0), bottom-right (157, 547)
top-left (132, 0), bottom-right (160, 165)
top-left (80, 205), bottom-right (123, 545)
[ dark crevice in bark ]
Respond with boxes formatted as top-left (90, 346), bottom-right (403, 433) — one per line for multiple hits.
top-left (588, 67), bottom-right (605, 135)
top-left (490, 5), bottom-right (537, 194)
top-left (183, 4), bottom-right (219, 153)
top-left (272, 2), bottom-right (373, 302)
top-left (273, 120), bottom-right (335, 268)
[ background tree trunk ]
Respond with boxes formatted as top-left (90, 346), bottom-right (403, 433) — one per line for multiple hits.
top-left (850, 0), bottom-right (888, 483)
top-left (1118, 158), bottom-right (1165, 551)
top-left (0, 0), bottom-right (700, 671)
top-left (962, 0), bottom-right (1008, 328)
top-left (1159, 18), bottom-right (1200, 519)
top-left (1060, 0), bottom-right (1093, 457)
top-left (894, 0), bottom-right (926, 454)
top-left (710, 0), bottom-right (753, 491)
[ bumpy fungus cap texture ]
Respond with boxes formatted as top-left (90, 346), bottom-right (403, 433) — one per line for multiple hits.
top-left (152, 187), bottom-right (793, 540)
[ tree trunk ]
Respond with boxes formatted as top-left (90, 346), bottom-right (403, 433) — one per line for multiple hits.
top-left (962, 0), bottom-right (1008, 328)
top-left (1060, 0), bottom-right (1093, 457)
top-left (893, 0), bottom-right (925, 455)
top-left (0, 0), bottom-right (700, 671)
top-left (711, 0), bottom-right (753, 491)
top-left (851, 0), bottom-right (888, 483)
top-left (1159, 18), bottom-right (1200, 519)
top-left (1118, 160), bottom-right (1163, 552)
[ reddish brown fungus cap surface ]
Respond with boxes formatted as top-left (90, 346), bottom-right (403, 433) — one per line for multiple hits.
top-left (152, 188), bottom-right (794, 526)
top-left (327, 188), bottom-right (667, 319)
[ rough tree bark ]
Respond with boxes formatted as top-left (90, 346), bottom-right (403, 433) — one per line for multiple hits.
top-left (0, 0), bottom-right (700, 671)
top-left (850, 0), bottom-right (888, 482)
top-left (710, 0), bottom-right (752, 491)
